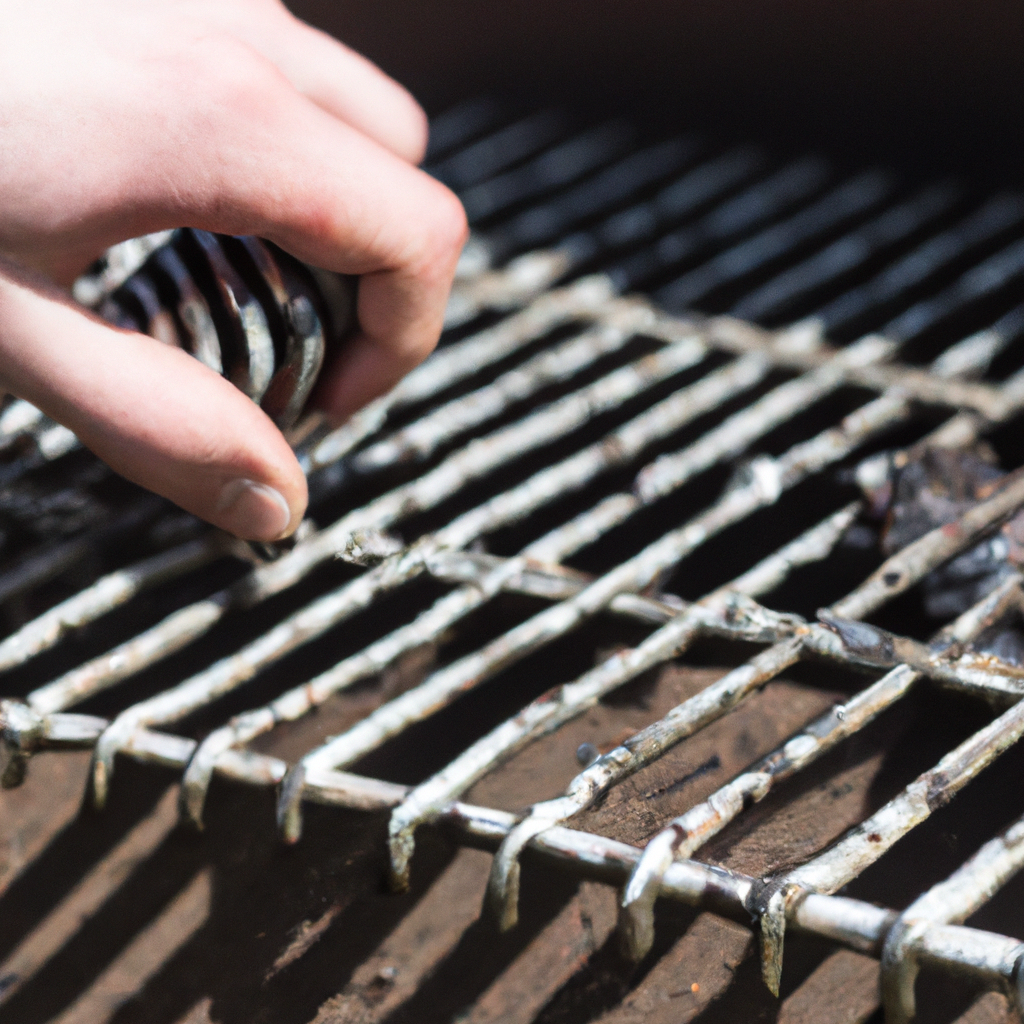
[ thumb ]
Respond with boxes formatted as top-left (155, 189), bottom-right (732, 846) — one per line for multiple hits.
top-left (0, 264), bottom-right (306, 541)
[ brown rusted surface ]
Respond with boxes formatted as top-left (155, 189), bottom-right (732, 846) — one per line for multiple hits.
top-left (249, 643), bottom-right (441, 765)
top-left (10, 93), bottom-right (1024, 1024)
top-left (48, 869), bottom-right (211, 1024)
top-left (776, 949), bottom-right (880, 1024)
top-left (0, 750), bottom-right (90, 898)
top-left (709, 750), bottom-right (887, 878)
top-left (171, 999), bottom-right (215, 1024)
top-left (592, 912), bottom-right (754, 1024)
top-left (568, 674), bottom-right (842, 849)
top-left (0, 787), bottom-right (180, 1008)
top-left (461, 881), bottom-right (618, 1024)
top-left (467, 665), bottom-right (730, 813)
top-left (312, 848), bottom-right (492, 1024)
top-left (953, 992), bottom-right (1023, 1024)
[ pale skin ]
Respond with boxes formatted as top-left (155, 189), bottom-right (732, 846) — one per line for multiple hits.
top-left (0, 0), bottom-right (468, 541)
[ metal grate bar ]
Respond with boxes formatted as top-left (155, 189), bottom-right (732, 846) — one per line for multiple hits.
top-left (657, 169), bottom-right (894, 310)
top-left (384, 506), bottom-right (858, 895)
top-left (882, 814), bottom-right (1024, 1022)
top-left (444, 147), bottom-right (769, 326)
top-left (85, 327), bottom-right (710, 791)
top-left (733, 181), bottom-right (963, 322)
top-left (483, 136), bottom-right (703, 262)
top-left (0, 533), bottom-right (227, 678)
top-left (279, 339), bottom-right (895, 837)
top-left (479, 463), bottom-right (1024, 939)
top-left (288, 336), bottom-right (1015, 864)
top-left (618, 572), bottom-right (1024, 962)
top-left (427, 108), bottom-right (571, 190)
top-left (817, 194), bottom-right (1024, 335)
top-left (459, 121), bottom-right (636, 223)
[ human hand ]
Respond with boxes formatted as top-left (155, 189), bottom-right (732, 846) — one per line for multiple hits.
top-left (0, 0), bottom-right (467, 540)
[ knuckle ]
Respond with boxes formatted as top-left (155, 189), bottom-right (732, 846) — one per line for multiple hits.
top-left (417, 186), bottom-right (469, 271)
top-left (402, 103), bottom-right (430, 164)
top-left (194, 38), bottom-right (281, 118)
top-left (403, 329), bottom-right (440, 366)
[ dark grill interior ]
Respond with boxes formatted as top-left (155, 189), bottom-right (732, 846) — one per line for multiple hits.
top-left (3, 98), bottom-right (1024, 1024)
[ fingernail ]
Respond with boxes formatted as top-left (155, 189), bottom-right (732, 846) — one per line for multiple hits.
top-left (217, 479), bottom-right (292, 540)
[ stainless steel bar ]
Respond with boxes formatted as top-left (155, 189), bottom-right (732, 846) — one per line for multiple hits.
top-left (283, 338), bottom-right (892, 847)
top-left (829, 469), bottom-right (1024, 620)
top-left (570, 147), bottom-right (765, 268)
top-left (386, 507), bottom-right (856, 896)
top-left (0, 494), bottom-right (167, 608)
top-left (618, 574), bottom-right (1024, 962)
top-left (882, 235), bottom-right (1024, 344)
top-left (95, 714), bottom-right (1022, 988)
top-left (882, 810), bottom-right (1024, 1022)
top-left (484, 137), bottom-right (701, 261)
top-left (787, 701), bottom-right (1024, 895)
top-left (118, 720), bottom-right (1024, 991)
top-left (32, 303), bottom-right (697, 719)
top-left (929, 307), bottom-right (1024, 381)
top-left (634, 335), bottom-right (893, 504)
top-left (0, 535), bottom-right (226, 687)
top-left (18, 339), bottom-right (762, 787)
top-left (89, 708), bottom-right (1024, 998)
top-left (88, 334), bottom-right (709, 805)
top-left (178, 495), bottom-right (636, 827)
top-left (616, 159), bottom-right (831, 294)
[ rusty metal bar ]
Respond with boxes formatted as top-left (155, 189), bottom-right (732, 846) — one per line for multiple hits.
top-left (115, 723), bottom-right (1024, 1002)
top-left (8, 104), bottom-right (1024, 1010)
top-left (882, 809), bottom-right (1024, 1022)
top-left (22, 312), bottom-right (701, 721)
top-left (484, 410), bottom-right (1024, 932)
top-left (174, 352), bottom-right (779, 826)
top-left (618, 574), bottom-right (1024, 962)
top-left (281, 338), bottom-right (895, 847)
top-left (87, 333), bottom-right (710, 805)
top-left (353, 298), bottom-right (658, 471)
top-left (385, 507), bottom-right (856, 896)
top-left (0, 535), bottom-right (228, 688)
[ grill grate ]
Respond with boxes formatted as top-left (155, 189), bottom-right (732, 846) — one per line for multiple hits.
top-left (5, 99), bottom-right (1024, 1022)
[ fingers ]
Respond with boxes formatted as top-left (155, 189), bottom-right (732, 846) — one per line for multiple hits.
top-left (172, 64), bottom-right (467, 421)
top-left (0, 264), bottom-right (307, 540)
top-left (255, 15), bottom-right (429, 164)
top-left (1, 29), bottom-right (466, 441)
top-left (191, 0), bottom-right (428, 164)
